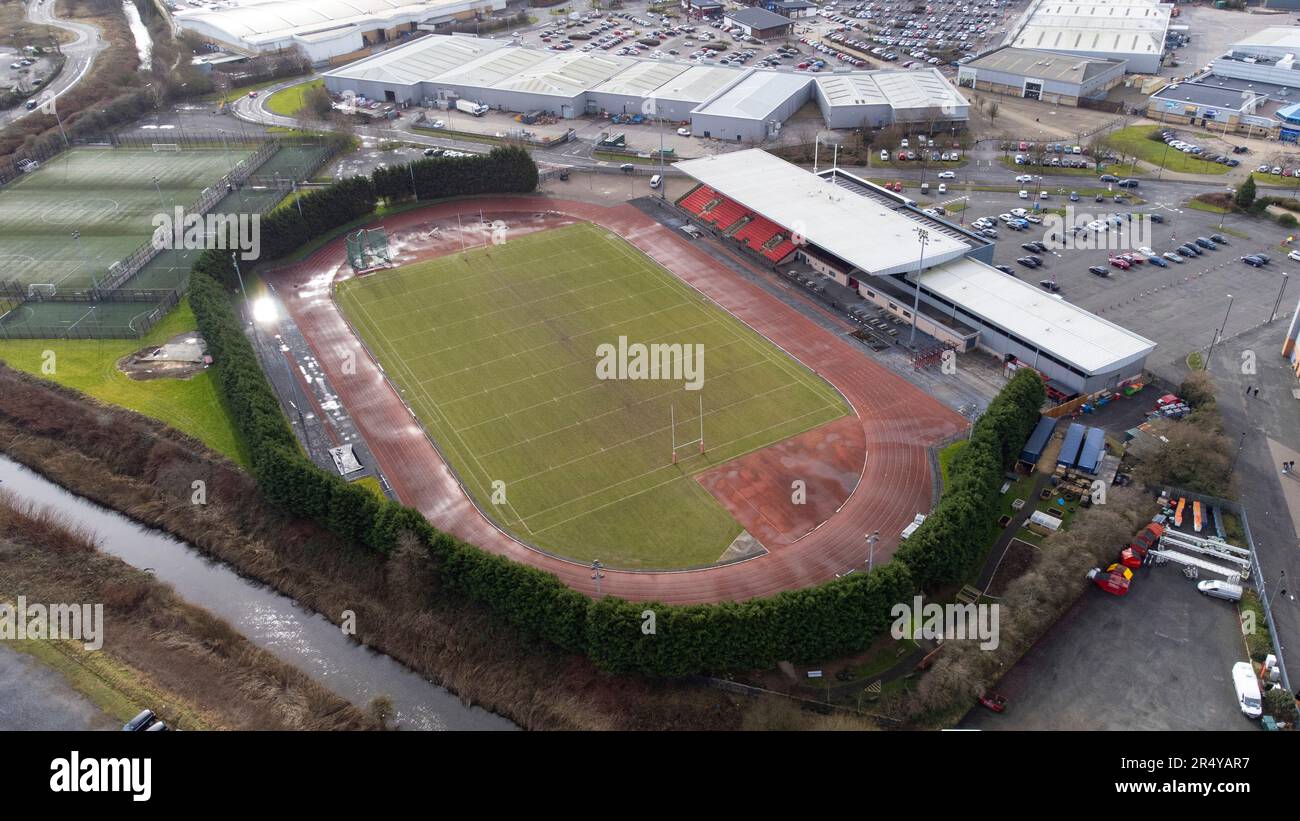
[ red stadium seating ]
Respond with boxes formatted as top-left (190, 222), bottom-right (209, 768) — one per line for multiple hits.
top-left (677, 186), bottom-right (797, 263)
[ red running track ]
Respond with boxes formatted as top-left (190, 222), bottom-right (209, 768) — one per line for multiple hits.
top-left (269, 196), bottom-right (966, 604)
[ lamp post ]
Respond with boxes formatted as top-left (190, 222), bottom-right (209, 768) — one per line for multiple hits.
top-left (865, 530), bottom-right (880, 572)
top-left (591, 560), bottom-right (605, 597)
top-left (1270, 272), bottom-right (1290, 324)
top-left (1204, 293), bottom-right (1234, 372)
top-left (1228, 430), bottom-right (1247, 475)
top-left (908, 227), bottom-right (930, 347)
top-left (152, 175), bottom-right (167, 216)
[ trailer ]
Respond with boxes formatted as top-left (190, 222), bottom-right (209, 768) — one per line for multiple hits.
top-left (454, 98), bottom-right (489, 116)
top-left (1019, 416), bottom-right (1055, 466)
top-left (1150, 549), bottom-right (1243, 582)
top-left (1057, 422), bottom-right (1086, 469)
top-left (1076, 426), bottom-right (1106, 475)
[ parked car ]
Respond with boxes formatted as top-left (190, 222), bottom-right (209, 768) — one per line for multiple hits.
top-left (1150, 214), bottom-right (1165, 224)
top-left (1163, 251), bottom-right (1184, 263)
top-left (1242, 255), bottom-right (1267, 267)
top-left (1088, 265), bottom-right (1110, 277)
top-left (1038, 279), bottom-right (1060, 292)
top-left (1108, 257), bottom-right (1131, 270)
top-left (1232, 662), bottom-right (1263, 719)
top-left (1210, 234), bottom-right (1228, 245)
top-left (1194, 237), bottom-right (1216, 249)
top-left (1197, 579), bottom-right (1243, 602)
top-left (1147, 255), bottom-right (1168, 267)
top-left (994, 264), bottom-right (1015, 274)
top-left (677, 127), bottom-right (691, 136)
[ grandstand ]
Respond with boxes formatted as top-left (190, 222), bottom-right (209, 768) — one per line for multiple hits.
top-left (677, 185), bottom-right (797, 262)
top-left (674, 149), bottom-right (1156, 395)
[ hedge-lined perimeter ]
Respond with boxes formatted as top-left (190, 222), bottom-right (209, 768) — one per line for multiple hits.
top-left (186, 147), bottom-right (1047, 676)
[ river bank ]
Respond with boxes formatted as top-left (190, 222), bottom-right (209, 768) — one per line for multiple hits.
top-left (0, 364), bottom-right (865, 730)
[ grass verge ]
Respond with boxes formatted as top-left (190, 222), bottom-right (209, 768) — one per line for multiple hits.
top-left (0, 300), bottom-right (248, 466)
top-left (1104, 125), bottom-right (1230, 175)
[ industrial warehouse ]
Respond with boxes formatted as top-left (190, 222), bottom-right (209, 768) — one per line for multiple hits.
top-left (956, 46), bottom-right (1127, 106)
top-left (673, 150), bottom-right (1155, 395)
top-left (1005, 0), bottom-right (1172, 74)
top-left (173, 0), bottom-right (510, 64)
top-left (322, 34), bottom-right (970, 138)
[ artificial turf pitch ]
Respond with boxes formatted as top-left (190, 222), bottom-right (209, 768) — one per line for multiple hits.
top-left (337, 222), bottom-right (849, 569)
top-left (0, 147), bottom-right (252, 292)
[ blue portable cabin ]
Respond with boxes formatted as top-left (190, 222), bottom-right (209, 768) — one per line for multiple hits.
top-left (1077, 427), bottom-right (1106, 474)
top-left (1019, 416), bottom-right (1056, 465)
top-left (1057, 422), bottom-right (1086, 469)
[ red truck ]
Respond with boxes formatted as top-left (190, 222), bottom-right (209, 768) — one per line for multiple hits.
top-left (1087, 564), bottom-right (1133, 596)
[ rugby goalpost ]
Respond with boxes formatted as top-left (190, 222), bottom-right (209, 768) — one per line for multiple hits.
top-left (670, 394), bottom-right (705, 465)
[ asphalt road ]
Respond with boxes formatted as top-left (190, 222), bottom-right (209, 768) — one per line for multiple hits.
top-left (0, 0), bottom-right (107, 128)
top-left (0, 644), bottom-right (118, 731)
top-left (960, 564), bottom-right (1256, 731)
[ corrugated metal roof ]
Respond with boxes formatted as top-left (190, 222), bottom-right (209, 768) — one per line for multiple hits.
top-left (691, 71), bottom-right (811, 119)
top-left (591, 59), bottom-right (690, 97)
top-left (433, 46), bottom-right (554, 90)
top-left (177, 0), bottom-right (466, 43)
top-left (966, 46), bottom-right (1124, 84)
top-left (650, 64), bottom-right (745, 102)
top-left (921, 257), bottom-right (1155, 374)
top-left (323, 34), bottom-right (508, 86)
top-left (1011, 0), bottom-right (1170, 57)
top-left (492, 51), bottom-right (633, 98)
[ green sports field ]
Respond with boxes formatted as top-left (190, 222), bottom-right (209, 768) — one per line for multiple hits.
top-left (337, 222), bottom-right (850, 569)
top-left (0, 147), bottom-right (253, 292)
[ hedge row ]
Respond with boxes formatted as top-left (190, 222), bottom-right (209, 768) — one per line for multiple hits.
top-left (894, 368), bottom-right (1045, 589)
top-left (371, 145), bottom-right (538, 202)
top-left (187, 152), bottom-right (1047, 675)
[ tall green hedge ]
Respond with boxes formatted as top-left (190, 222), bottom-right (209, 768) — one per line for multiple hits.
top-left (894, 368), bottom-right (1045, 588)
top-left (185, 152), bottom-right (1048, 676)
top-left (372, 145), bottom-right (539, 202)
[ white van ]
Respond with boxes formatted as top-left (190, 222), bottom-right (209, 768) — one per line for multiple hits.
top-left (880, 149), bottom-right (889, 162)
top-left (649, 174), bottom-right (662, 189)
top-left (1231, 662), bottom-right (1262, 718)
top-left (901, 513), bottom-right (926, 540)
top-left (1198, 579), bottom-right (1243, 602)
top-left (1018, 189), bottom-right (1029, 199)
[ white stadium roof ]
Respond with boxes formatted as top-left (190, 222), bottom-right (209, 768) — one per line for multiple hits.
top-left (921, 257), bottom-right (1154, 374)
top-left (676, 149), bottom-right (971, 276)
top-left (676, 150), bottom-right (1155, 375)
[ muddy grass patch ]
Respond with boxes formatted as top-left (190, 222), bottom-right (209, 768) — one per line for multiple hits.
top-left (117, 332), bottom-right (210, 381)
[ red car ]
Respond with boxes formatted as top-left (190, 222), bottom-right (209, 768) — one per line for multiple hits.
top-left (1108, 257), bottom-right (1131, 270)
top-left (897, 151), bottom-right (908, 161)
top-left (978, 692), bottom-right (1007, 712)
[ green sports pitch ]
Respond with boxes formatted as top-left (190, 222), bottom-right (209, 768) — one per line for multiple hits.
top-left (0, 147), bottom-right (252, 292)
top-left (337, 222), bottom-right (850, 569)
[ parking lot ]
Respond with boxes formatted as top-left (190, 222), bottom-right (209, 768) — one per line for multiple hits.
top-left (938, 174), bottom-right (1293, 381)
top-left (806, 0), bottom-right (1021, 74)
top-left (961, 561), bottom-right (1257, 730)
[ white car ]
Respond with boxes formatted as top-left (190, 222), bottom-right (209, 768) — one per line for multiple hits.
top-left (1018, 189), bottom-right (1029, 199)
top-left (677, 127), bottom-right (691, 136)
top-left (1024, 215), bottom-right (1043, 224)
top-left (998, 213), bottom-right (1015, 223)
top-left (937, 170), bottom-right (955, 179)
top-left (1015, 174), bottom-right (1033, 183)
top-left (1010, 207), bottom-right (1028, 217)
top-left (1290, 250), bottom-right (1300, 262)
